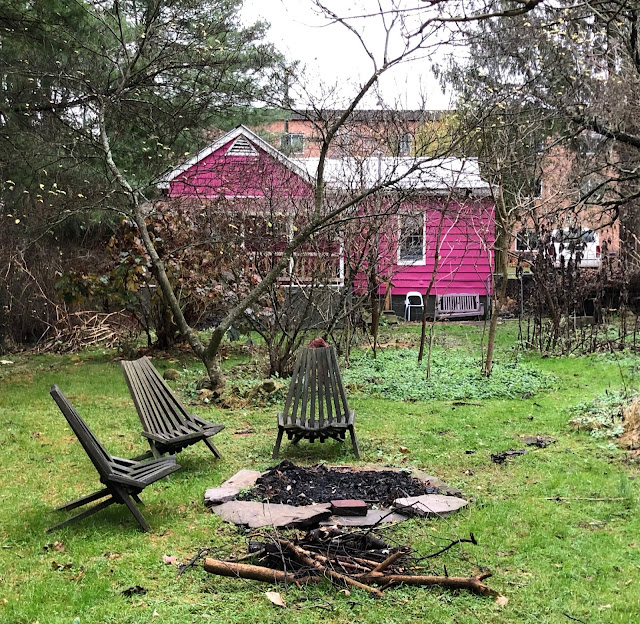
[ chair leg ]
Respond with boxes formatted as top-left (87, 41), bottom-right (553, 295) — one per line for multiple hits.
top-left (203, 437), bottom-right (222, 459)
top-left (115, 487), bottom-right (151, 532)
top-left (132, 494), bottom-right (144, 505)
top-left (149, 441), bottom-right (162, 459)
top-left (272, 427), bottom-right (284, 459)
top-left (56, 488), bottom-right (110, 512)
top-left (348, 426), bottom-right (361, 459)
top-left (130, 450), bottom-right (154, 461)
top-left (47, 498), bottom-right (115, 532)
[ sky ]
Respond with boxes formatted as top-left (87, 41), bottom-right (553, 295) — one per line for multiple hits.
top-left (240, 0), bottom-right (454, 110)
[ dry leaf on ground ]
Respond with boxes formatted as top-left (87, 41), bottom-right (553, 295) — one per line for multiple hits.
top-left (265, 591), bottom-right (286, 607)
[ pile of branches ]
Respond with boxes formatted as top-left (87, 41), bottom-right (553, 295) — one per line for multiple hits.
top-left (198, 527), bottom-right (498, 598)
top-left (35, 309), bottom-right (135, 353)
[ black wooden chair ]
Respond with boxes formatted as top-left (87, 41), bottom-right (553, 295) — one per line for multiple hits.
top-left (273, 345), bottom-right (360, 459)
top-left (121, 357), bottom-right (224, 460)
top-left (48, 386), bottom-right (181, 532)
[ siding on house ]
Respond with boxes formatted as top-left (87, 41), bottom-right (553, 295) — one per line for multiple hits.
top-left (159, 125), bottom-right (495, 302)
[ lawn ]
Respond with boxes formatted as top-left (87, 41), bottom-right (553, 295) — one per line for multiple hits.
top-left (0, 322), bottom-right (637, 624)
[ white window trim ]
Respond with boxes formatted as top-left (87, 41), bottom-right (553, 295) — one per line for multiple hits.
top-left (397, 212), bottom-right (426, 265)
top-left (514, 228), bottom-right (538, 253)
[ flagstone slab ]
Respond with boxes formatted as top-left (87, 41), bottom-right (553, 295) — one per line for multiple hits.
top-left (204, 469), bottom-right (263, 506)
top-left (393, 494), bottom-right (468, 517)
top-left (321, 508), bottom-right (409, 527)
top-left (210, 501), bottom-right (332, 528)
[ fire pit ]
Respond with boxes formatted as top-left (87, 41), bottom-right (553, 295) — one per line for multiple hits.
top-left (204, 462), bottom-right (468, 529)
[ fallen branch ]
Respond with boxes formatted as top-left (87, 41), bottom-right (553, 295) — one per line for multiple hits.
top-left (203, 558), bottom-right (317, 586)
top-left (358, 571), bottom-right (497, 596)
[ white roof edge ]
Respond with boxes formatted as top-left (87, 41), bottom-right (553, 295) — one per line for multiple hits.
top-left (157, 125), bottom-right (313, 188)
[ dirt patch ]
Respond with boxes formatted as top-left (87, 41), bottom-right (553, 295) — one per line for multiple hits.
top-left (237, 460), bottom-right (441, 507)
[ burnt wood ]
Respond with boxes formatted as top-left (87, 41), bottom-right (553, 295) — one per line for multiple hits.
top-left (48, 386), bottom-right (181, 532)
top-left (121, 357), bottom-right (224, 460)
top-left (273, 345), bottom-right (360, 458)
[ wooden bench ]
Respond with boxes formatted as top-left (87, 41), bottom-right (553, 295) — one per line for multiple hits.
top-left (48, 386), bottom-right (181, 532)
top-left (436, 293), bottom-right (485, 319)
top-left (273, 345), bottom-right (360, 459)
top-left (121, 357), bottom-right (224, 460)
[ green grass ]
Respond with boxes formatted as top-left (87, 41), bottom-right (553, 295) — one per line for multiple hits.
top-left (0, 322), bottom-right (638, 624)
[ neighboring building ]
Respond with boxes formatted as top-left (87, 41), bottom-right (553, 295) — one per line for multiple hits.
top-left (258, 109), bottom-right (445, 159)
top-left (511, 132), bottom-right (624, 270)
top-left (158, 125), bottom-right (494, 320)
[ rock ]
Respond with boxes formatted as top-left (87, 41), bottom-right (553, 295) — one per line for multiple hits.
top-left (204, 469), bottom-right (263, 506)
top-left (210, 501), bottom-right (332, 529)
top-left (393, 494), bottom-right (469, 517)
top-left (411, 469), bottom-right (463, 497)
top-left (321, 508), bottom-right (408, 527)
top-left (196, 377), bottom-right (213, 390)
top-left (222, 469), bottom-right (263, 489)
top-left (258, 379), bottom-right (285, 394)
top-left (162, 368), bottom-right (181, 381)
top-left (204, 487), bottom-right (243, 506)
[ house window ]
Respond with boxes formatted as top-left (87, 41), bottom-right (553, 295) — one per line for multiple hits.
top-left (398, 213), bottom-right (425, 264)
top-left (398, 132), bottom-right (412, 156)
top-left (280, 133), bottom-right (304, 155)
top-left (515, 229), bottom-right (538, 252)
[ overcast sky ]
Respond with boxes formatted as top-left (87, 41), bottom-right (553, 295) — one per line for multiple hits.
top-left (240, 0), bottom-right (453, 110)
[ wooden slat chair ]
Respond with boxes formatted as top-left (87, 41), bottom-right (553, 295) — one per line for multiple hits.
top-left (121, 357), bottom-right (224, 460)
top-left (273, 345), bottom-right (360, 459)
top-left (48, 386), bottom-right (181, 532)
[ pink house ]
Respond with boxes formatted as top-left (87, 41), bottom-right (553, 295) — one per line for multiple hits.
top-left (158, 126), bottom-right (495, 319)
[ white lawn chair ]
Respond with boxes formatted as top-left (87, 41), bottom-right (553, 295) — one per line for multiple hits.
top-left (404, 291), bottom-right (424, 321)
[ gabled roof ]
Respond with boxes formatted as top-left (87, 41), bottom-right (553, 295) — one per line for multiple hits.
top-left (158, 125), bottom-right (492, 196)
top-left (157, 125), bottom-right (312, 189)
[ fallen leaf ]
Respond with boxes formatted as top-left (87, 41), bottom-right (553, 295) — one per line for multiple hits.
top-left (398, 446), bottom-right (410, 453)
top-left (265, 591), bottom-right (286, 608)
top-left (162, 555), bottom-right (178, 565)
top-left (67, 570), bottom-right (85, 581)
top-left (152, 609), bottom-right (159, 617)
top-left (122, 585), bottom-right (147, 597)
top-left (495, 595), bottom-right (509, 606)
top-left (53, 541), bottom-right (65, 552)
top-left (51, 561), bottom-right (73, 571)
top-left (106, 553), bottom-right (121, 560)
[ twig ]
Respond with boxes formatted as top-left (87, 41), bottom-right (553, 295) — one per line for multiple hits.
top-left (178, 548), bottom-right (210, 577)
top-left (546, 497), bottom-right (625, 502)
top-left (423, 533), bottom-right (478, 559)
top-left (371, 549), bottom-right (407, 573)
top-left (563, 613), bottom-right (588, 624)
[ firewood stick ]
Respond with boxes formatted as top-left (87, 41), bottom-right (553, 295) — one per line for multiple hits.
top-left (371, 549), bottom-right (406, 573)
top-left (280, 540), bottom-right (384, 598)
top-left (358, 571), bottom-right (497, 597)
top-left (202, 558), bottom-right (317, 585)
top-left (301, 549), bottom-right (372, 573)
